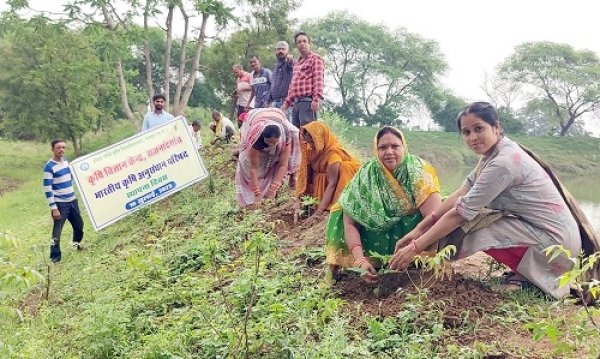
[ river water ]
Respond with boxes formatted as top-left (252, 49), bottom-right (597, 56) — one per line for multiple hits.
top-left (436, 167), bottom-right (600, 235)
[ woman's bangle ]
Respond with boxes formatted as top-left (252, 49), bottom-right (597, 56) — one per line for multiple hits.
top-left (354, 256), bottom-right (368, 267)
top-left (411, 239), bottom-right (422, 254)
top-left (348, 243), bottom-right (362, 254)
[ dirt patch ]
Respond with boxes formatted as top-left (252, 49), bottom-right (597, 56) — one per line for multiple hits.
top-left (19, 288), bottom-right (44, 317)
top-left (451, 252), bottom-right (508, 280)
top-left (263, 200), bottom-right (327, 253)
top-left (259, 186), bottom-right (593, 357)
top-left (0, 176), bottom-right (21, 197)
top-left (334, 271), bottom-right (503, 322)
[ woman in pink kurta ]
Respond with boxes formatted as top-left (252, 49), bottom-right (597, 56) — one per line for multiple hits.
top-left (390, 102), bottom-right (582, 299)
top-left (235, 108), bottom-right (300, 207)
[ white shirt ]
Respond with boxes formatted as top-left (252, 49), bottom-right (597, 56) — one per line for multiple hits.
top-left (187, 125), bottom-right (202, 150)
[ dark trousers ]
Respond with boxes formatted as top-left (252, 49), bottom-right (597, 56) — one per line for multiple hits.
top-left (50, 200), bottom-right (84, 261)
top-left (292, 97), bottom-right (318, 128)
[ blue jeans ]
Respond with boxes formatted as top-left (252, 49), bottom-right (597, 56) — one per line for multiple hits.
top-left (272, 99), bottom-right (293, 122)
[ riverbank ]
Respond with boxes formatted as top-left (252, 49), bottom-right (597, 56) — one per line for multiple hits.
top-left (348, 126), bottom-right (600, 175)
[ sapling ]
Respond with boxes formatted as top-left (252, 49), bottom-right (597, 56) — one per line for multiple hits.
top-left (544, 245), bottom-right (600, 329)
top-left (348, 251), bottom-right (401, 298)
top-left (299, 195), bottom-right (320, 218)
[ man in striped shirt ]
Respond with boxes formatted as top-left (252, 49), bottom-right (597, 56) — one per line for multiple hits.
top-left (43, 139), bottom-right (84, 263)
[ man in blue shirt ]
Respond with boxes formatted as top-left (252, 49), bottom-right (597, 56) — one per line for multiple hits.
top-left (269, 41), bottom-right (294, 120)
top-left (142, 94), bottom-right (174, 131)
top-left (248, 55), bottom-right (273, 109)
top-left (43, 139), bottom-right (84, 263)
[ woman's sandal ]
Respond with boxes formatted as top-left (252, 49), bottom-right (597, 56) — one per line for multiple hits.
top-left (501, 271), bottom-right (535, 290)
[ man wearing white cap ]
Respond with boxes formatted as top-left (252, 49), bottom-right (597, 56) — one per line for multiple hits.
top-left (269, 41), bottom-right (294, 121)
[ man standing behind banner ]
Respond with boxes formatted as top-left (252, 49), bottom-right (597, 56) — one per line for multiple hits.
top-left (281, 31), bottom-right (325, 128)
top-left (142, 94), bottom-right (174, 131)
top-left (269, 41), bottom-right (294, 121)
top-left (43, 139), bottom-right (84, 263)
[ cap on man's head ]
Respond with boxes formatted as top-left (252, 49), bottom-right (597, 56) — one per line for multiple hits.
top-left (275, 41), bottom-right (289, 50)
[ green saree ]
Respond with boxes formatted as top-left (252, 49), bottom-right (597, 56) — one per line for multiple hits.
top-left (325, 151), bottom-right (440, 268)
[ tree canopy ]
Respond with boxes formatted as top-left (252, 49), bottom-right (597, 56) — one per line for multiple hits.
top-left (0, 16), bottom-right (115, 154)
top-left (499, 41), bottom-right (600, 136)
top-left (305, 11), bottom-right (447, 126)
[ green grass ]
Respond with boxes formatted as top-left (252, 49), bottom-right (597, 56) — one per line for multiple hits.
top-left (1, 119), bottom-right (599, 358)
top-left (348, 126), bottom-right (600, 175)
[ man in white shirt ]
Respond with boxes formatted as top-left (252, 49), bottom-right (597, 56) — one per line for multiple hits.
top-left (141, 94), bottom-right (174, 131)
top-left (188, 120), bottom-right (202, 150)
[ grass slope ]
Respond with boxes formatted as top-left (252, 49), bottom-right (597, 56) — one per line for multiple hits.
top-left (0, 122), bottom-right (599, 358)
top-left (348, 127), bottom-right (600, 174)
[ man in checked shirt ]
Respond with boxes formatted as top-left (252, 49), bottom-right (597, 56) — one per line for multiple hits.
top-left (281, 31), bottom-right (325, 128)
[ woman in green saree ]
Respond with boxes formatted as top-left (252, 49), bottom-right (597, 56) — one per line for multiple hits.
top-left (325, 126), bottom-right (442, 282)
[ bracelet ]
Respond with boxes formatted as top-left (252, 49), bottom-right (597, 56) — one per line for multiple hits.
top-left (411, 239), bottom-right (422, 253)
top-left (354, 256), bottom-right (368, 267)
top-left (269, 182), bottom-right (281, 190)
top-left (348, 243), bottom-right (362, 254)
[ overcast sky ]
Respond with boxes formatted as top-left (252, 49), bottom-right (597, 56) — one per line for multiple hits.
top-left (293, 0), bottom-right (600, 101)
top-left (4, 0), bottom-right (600, 133)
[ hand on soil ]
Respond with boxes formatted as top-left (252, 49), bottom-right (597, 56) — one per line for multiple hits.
top-left (303, 212), bottom-right (324, 226)
top-left (264, 189), bottom-right (277, 199)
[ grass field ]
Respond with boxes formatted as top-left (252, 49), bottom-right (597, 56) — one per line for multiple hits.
top-left (348, 126), bottom-right (600, 174)
top-left (1, 120), bottom-right (599, 358)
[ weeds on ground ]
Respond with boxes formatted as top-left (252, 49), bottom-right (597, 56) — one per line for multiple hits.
top-left (520, 245), bottom-right (600, 356)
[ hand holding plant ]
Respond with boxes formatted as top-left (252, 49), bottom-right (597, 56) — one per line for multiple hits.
top-left (389, 242), bottom-right (418, 271)
top-left (354, 257), bottom-right (379, 283)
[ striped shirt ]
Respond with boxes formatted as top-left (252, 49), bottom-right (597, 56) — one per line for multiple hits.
top-left (43, 158), bottom-right (76, 209)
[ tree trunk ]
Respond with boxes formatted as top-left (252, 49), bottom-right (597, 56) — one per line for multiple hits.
top-left (71, 134), bottom-right (81, 157)
top-left (163, 5), bottom-right (174, 110)
top-left (172, 5), bottom-right (189, 113)
top-left (143, 0), bottom-right (154, 104)
top-left (559, 115), bottom-right (576, 136)
top-left (116, 60), bottom-right (139, 129)
top-left (101, 2), bottom-right (139, 128)
top-left (176, 12), bottom-right (209, 115)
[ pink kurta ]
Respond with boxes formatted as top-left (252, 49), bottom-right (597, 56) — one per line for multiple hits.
top-left (235, 109), bottom-right (300, 207)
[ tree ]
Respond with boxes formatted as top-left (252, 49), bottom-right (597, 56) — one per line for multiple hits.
top-left (60, 0), bottom-right (233, 126)
top-left (496, 106), bottom-right (523, 134)
top-left (0, 17), bottom-right (110, 154)
top-left (305, 11), bottom-right (446, 126)
top-left (423, 89), bottom-right (466, 132)
top-left (499, 42), bottom-right (600, 136)
top-left (202, 0), bottom-right (300, 116)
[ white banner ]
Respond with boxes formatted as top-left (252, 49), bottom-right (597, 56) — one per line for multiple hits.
top-left (70, 118), bottom-right (208, 231)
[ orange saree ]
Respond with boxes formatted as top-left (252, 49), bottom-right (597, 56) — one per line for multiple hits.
top-left (295, 122), bottom-right (360, 210)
